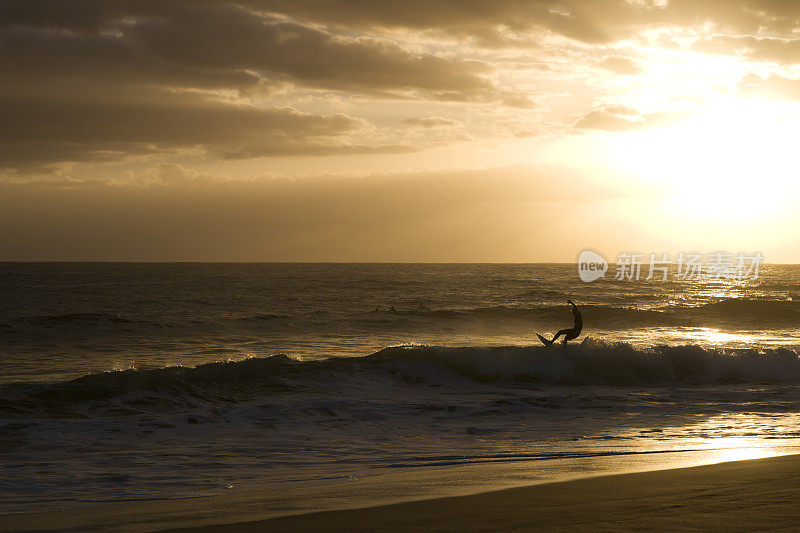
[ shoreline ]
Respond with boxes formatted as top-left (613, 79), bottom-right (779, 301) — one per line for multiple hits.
top-left (165, 454), bottom-right (800, 532)
top-left (3, 453), bottom-right (799, 532)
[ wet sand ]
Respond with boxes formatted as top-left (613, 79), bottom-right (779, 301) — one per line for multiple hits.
top-left (168, 454), bottom-right (800, 532)
top-left (4, 454), bottom-right (799, 532)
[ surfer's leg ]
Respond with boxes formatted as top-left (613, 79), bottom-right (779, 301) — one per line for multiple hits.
top-left (563, 328), bottom-right (580, 344)
top-left (550, 328), bottom-right (571, 343)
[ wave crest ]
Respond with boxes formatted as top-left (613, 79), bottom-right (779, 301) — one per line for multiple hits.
top-left (3, 340), bottom-right (800, 418)
top-left (371, 340), bottom-right (800, 385)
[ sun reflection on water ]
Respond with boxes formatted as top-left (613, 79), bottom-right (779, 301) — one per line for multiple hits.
top-left (681, 328), bottom-right (759, 345)
top-left (673, 412), bottom-right (800, 465)
top-left (703, 437), bottom-right (782, 463)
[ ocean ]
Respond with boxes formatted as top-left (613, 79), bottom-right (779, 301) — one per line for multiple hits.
top-left (2, 262), bottom-right (800, 518)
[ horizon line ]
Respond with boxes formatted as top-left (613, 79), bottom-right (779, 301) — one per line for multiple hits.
top-left (0, 260), bottom-right (796, 265)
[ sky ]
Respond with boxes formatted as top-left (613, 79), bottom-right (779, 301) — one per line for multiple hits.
top-left (2, 0), bottom-right (799, 261)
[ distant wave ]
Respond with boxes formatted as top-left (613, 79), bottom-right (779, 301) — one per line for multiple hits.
top-left (516, 288), bottom-right (568, 299)
top-left (364, 298), bottom-right (800, 328)
top-left (3, 340), bottom-right (799, 418)
top-left (235, 313), bottom-right (291, 321)
top-left (362, 305), bottom-right (677, 328)
top-left (5, 298), bottom-right (799, 339)
top-left (23, 312), bottom-right (134, 323)
top-left (690, 298), bottom-right (800, 322)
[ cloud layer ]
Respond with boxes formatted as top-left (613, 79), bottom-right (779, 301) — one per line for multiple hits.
top-left (6, 0), bottom-right (800, 171)
top-left (3, 1), bottom-right (800, 259)
top-left (0, 0), bottom-right (528, 170)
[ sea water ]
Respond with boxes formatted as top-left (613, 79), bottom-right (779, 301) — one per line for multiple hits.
top-left (1, 263), bottom-right (800, 515)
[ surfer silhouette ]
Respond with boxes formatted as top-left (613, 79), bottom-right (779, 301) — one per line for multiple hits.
top-left (537, 300), bottom-right (582, 346)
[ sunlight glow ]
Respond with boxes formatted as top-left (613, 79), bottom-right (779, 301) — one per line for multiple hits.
top-left (605, 97), bottom-right (800, 218)
top-left (680, 327), bottom-right (759, 346)
top-left (704, 437), bottom-right (782, 463)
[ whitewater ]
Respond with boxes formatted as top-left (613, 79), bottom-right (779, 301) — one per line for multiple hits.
top-left (1, 263), bottom-right (800, 516)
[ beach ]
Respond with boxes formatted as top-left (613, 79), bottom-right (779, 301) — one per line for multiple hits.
top-left (3, 454), bottom-right (798, 532)
top-left (171, 454), bottom-right (800, 532)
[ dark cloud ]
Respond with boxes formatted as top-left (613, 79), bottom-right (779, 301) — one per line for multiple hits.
top-left (0, 1), bottom-right (502, 99)
top-left (0, 90), bottom-right (392, 170)
top-left (6, 0), bottom-right (800, 171)
top-left (251, 0), bottom-right (606, 44)
top-left (254, 0), bottom-right (612, 43)
top-left (251, 0), bottom-right (800, 45)
top-left (0, 0), bottom-right (532, 169)
top-left (2, 98), bottom-right (360, 147)
top-left (217, 143), bottom-right (417, 160)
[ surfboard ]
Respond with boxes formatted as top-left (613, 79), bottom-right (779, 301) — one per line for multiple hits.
top-left (536, 333), bottom-right (553, 346)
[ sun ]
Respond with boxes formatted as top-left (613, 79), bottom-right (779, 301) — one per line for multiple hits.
top-left (596, 96), bottom-right (800, 221)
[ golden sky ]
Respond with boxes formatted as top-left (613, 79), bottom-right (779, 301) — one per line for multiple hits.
top-left (2, 0), bottom-right (799, 261)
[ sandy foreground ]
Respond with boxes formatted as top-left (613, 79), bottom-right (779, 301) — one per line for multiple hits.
top-left (5, 454), bottom-right (799, 532)
top-left (166, 454), bottom-right (800, 532)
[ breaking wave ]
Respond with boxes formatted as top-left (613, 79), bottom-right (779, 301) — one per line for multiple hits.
top-left (3, 340), bottom-right (800, 418)
top-left (368, 340), bottom-right (800, 385)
